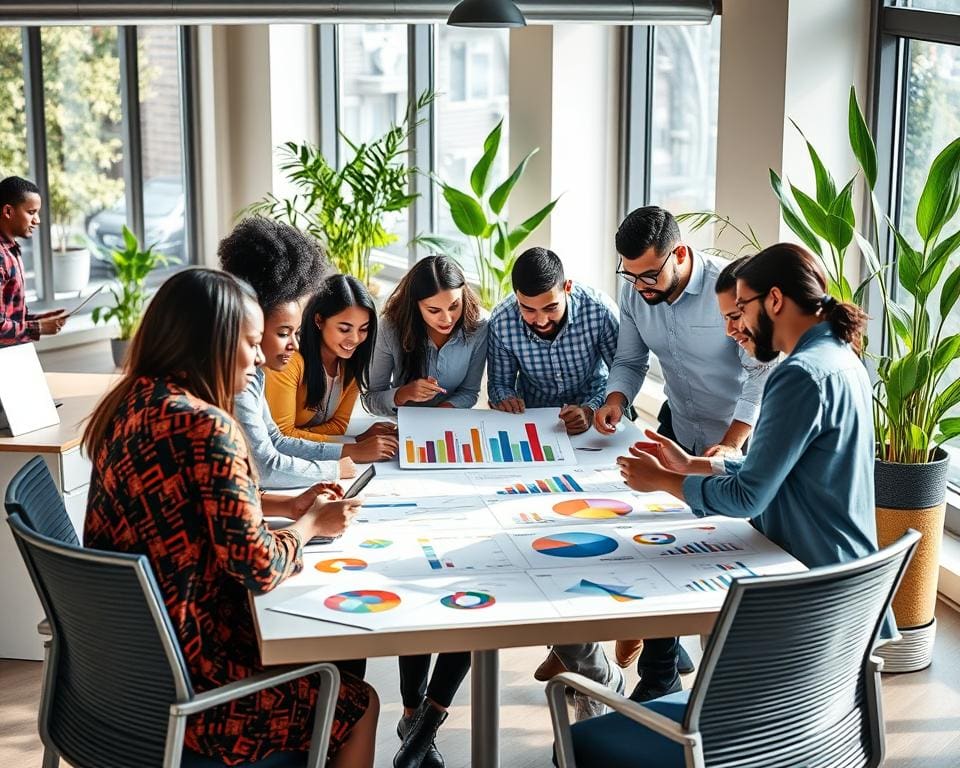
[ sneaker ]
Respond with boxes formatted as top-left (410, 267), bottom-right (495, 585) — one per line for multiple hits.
top-left (534, 649), bottom-right (568, 682)
top-left (628, 673), bottom-right (681, 703)
top-left (571, 664), bottom-right (625, 721)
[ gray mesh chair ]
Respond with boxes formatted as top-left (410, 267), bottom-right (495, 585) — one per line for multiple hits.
top-left (547, 530), bottom-right (921, 768)
top-left (7, 512), bottom-right (342, 768)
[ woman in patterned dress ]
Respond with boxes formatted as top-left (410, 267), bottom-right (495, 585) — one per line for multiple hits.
top-left (83, 268), bottom-right (379, 767)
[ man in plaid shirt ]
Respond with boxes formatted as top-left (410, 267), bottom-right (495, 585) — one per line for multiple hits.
top-left (0, 176), bottom-right (66, 346)
top-left (487, 247), bottom-right (625, 720)
top-left (487, 247), bottom-right (619, 435)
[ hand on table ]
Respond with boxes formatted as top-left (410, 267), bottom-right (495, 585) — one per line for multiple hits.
top-left (491, 396), bottom-right (525, 414)
top-left (559, 404), bottom-right (593, 435)
top-left (305, 497), bottom-right (363, 539)
top-left (357, 421), bottom-right (398, 441)
top-left (616, 448), bottom-right (665, 493)
top-left (287, 482), bottom-right (345, 520)
top-left (594, 402), bottom-right (623, 434)
top-left (342, 435), bottom-right (399, 463)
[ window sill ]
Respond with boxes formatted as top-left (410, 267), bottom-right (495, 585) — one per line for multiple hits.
top-left (34, 312), bottom-right (119, 352)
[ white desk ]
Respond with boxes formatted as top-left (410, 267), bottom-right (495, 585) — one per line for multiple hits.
top-left (253, 420), bottom-right (804, 768)
top-left (0, 372), bottom-right (118, 660)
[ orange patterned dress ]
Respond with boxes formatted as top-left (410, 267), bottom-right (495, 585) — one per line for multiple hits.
top-left (84, 376), bottom-right (369, 764)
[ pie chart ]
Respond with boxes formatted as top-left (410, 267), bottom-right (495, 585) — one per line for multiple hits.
top-left (532, 532), bottom-right (619, 558)
top-left (359, 539), bottom-right (392, 549)
top-left (440, 591), bottom-right (496, 610)
top-left (634, 533), bottom-right (677, 545)
top-left (315, 558), bottom-right (368, 573)
top-left (325, 590), bottom-right (401, 613)
top-left (553, 498), bottom-right (633, 519)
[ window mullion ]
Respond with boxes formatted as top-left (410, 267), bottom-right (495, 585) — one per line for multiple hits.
top-left (119, 25), bottom-right (145, 246)
top-left (408, 24), bottom-right (435, 267)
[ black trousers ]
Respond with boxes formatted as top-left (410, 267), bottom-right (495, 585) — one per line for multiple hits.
top-left (398, 652), bottom-right (471, 710)
top-left (634, 402), bottom-right (689, 682)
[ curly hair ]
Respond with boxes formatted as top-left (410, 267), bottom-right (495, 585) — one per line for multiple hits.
top-left (217, 217), bottom-right (330, 313)
top-left (382, 255), bottom-right (481, 384)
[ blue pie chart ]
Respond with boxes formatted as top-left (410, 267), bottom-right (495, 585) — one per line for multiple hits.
top-left (532, 531), bottom-right (619, 558)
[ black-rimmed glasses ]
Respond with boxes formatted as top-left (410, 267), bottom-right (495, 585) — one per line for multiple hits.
top-left (735, 291), bottom-right (768, 312)
top-left (616, 249), bottom-right (676, 287)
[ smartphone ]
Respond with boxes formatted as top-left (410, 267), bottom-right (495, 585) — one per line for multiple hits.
top-left (306, 466), bottom-right (376, 546)
top-left (343, 464), bottom-right (376, 499)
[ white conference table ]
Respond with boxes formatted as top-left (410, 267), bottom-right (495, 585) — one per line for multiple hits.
top-left (252, 417), bottom-right (803, 768)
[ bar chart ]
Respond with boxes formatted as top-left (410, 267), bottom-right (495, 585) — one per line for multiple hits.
top-left (398, 407), bottom-right (574, 469)
top-left (683, 561), bottom-right (758, 592)
top-left (495, 474), bottom-right (585, 495)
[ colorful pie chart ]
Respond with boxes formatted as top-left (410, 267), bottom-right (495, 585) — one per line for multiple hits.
top-left (315, 558), bottom-right (368, 573)
top-left (440, 591), bottom-right (496, 610)
top-left (532, 532), bottom-right (619, 558)
top-left (633, 532), bottom-right (678, 546)
top-left (324, 590), bottom-right (401, 613)
top-left (552, 498), bottom-right (633, 519)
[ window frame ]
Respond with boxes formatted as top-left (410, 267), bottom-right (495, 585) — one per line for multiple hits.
top-left (871, 0), bottom-right (960, 534)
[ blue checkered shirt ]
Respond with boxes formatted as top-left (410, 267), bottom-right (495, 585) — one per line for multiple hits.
top-left (487, 283), bottom-right (619, 411)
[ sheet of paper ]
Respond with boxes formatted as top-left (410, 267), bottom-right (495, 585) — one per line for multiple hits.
top-left (0, 343), bottom-right (59, 436)
top-left (527, 564), bottom-right (679, 617)
top-left (486, 491), bottom-right (691, 529)
top-left (353, 495), bottom-right (496, 528)
top-left (398, 407), bottom-right (576, 469)
top-left (509, 525), bottom-right (643, 570)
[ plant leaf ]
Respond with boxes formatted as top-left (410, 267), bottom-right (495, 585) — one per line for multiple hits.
top-left (941, 263), bottom-right (960, 319)
top-left (469, 119), bottom-right (503, 198)
top-left (916, 136), bottom-right (960, 243)
top-left (769, 169), bottom-right (823, 257)
top-left (789, 118), bottom-right (837, 209)
top-left (848, 86), bottom-right (878, 189)
top-left (933, 334), bottom-right (960, 374)
top-left (919, 228), bottom-right (960, 295)
top-left (893, 229), bottom-right (923, 299)
top-left (441, 184), bottom-right (488, 236)
top-left (791, 185), bottom-right (831, 240)
top-left (933, 417), bottom-right (960, 446)
top-left (933, 378), bottom-right (960, 421)
top-left (503, 197), bottom-right (560, 252)
top-left (490, 148), bottom-right (539, 215)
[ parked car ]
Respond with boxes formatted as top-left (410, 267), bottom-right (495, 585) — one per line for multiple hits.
top-left (86, 176), bottom-right (185, 277)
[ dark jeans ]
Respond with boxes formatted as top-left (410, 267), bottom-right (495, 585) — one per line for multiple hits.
top-left (398, 652), bottom-right (471, 710)
top-left (634, 402), bottom-right (690, 684)
top-left (334, 658), bottom-right (367, 681)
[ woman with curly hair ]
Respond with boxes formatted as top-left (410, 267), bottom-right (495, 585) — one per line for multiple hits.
top-left (218, 217), bottom-right (358, 486)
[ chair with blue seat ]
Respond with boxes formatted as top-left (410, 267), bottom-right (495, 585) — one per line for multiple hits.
top-left (4, 455), bottom-right (79, 544)
top-left (547, 530), bottom-right (921, 768)
top-left (7, 512), bottom-right (341, 768)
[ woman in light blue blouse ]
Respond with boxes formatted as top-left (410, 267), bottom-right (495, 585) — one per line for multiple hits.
top-left (363, 254), bottom-right (488, 417)
top-left (362, 255), bottom-right (483, 768)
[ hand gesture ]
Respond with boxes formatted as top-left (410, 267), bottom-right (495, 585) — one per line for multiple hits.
top-left (616, 449), bottom-right (663, 492)
top-left (344, 435), bottom-right (399, 463)
top-left (491, 396), bottom-right (525, 414)
top-left (704, 443), bottom-right (741, 459)
top-left (307, 497), bottom-right (363, 539)
top-left (357, 421), bottom-right (398, 441)
top-left (396, 377), bottom-right (447, 405)
top-left (287, 482), bottom-right (345, 520)
top-left (594, 402), bottom-right (623, 434)
top-left (559, 404), bottom-right (593, 435)
top-left (634, 429), bottom-right (693, 473)
top-left (38, 309), bottom-right (67, 336)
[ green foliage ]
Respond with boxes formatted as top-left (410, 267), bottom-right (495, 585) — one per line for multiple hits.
top-left (415, 119), bottom-right (560, 310)
top-left (679, 86), bottom-right (960, 464)
top-left (91, 226), bottom-right (177, 339)
top-left (247, 91), bottom-right (434, 286)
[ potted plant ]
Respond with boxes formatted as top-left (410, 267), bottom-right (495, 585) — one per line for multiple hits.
top-left (415, 118), bottom-right (560, 310)
top-left (248, 91), bottom-right (435, 291)
top-left (680, 88), bottom-right (960, 671)
top-left (92, 225), bottom-right (178, 367)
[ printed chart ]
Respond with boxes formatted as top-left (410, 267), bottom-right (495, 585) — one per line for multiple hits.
top-left (528, 565), bottom-right (677, 616)
top-left (511, 527), bottom-right (636, 569)
top-left (625, 523), bottom-right (750, 559)
top-left (353, 496), bottom-right (495, 528)
top-left (486, 491), bottom-right (689, 528)
top-left (398, 407), bottom-right (575, 469)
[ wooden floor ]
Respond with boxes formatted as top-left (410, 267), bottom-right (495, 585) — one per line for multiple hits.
top-left (1, 601), bottom-right (958, 768)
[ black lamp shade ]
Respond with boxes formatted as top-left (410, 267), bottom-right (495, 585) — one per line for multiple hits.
top-left (447, 0), bottom-right (527, 28)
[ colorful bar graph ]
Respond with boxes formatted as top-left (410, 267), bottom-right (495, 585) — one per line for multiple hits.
top-left (661, 540), bottom-right (744, 557)
top-left (463, 445), bottom-right (473, 462)
top-left (685, 562), bottom-right (758, 592)
top-left (520, 441), bottom-right (532, 462)
top-left (498, 431), bottom-right (513, 462)
top-left (495, 474), bottom-right (586, 495)
top-left (418, 538), bottom-right (443, 570)
top-left (490, 439), bottom-right (502, 462)
top-left (419, 447), bottom-right (427, 463)
top-left (426, 441), bottom-right (437, 463)
top-left (525, 422), bottom-right (545, 461)
top-left (405, 439), bottom-right (415, 464)
top-left (544, 446), bottom-right (555, 461)
top-left (445, 431), bottom-right (456, 462)
top-left (470, 428), bottom-right (484, 462)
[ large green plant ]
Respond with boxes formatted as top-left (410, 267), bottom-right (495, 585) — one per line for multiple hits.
top-left (680, 87), bottom-right (960, 464)
top-left (92, 225), bottom-right (177, 340)
top-left (247, 91), bottom-right (434, 286)
top-left (416, 119), bottom-right (559, 309)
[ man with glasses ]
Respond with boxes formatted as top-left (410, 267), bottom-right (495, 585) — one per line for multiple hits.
top-left (594, 205), bottom-right (770, 703)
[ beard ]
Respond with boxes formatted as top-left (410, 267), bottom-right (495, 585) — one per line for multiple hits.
top-left (638, 268), bottom-right (682, 306)
top-left (526, 308), bottom-right (568, 340)
top-left (744, 306), bottom-right (779, 362)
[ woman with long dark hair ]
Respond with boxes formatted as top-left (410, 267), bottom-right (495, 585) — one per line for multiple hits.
top-left (265, 274), bottom-right (399, 463)
top-left (363, 254), bottom-right (487, 417)
top-left (83, 268), bottom-right (379, 767)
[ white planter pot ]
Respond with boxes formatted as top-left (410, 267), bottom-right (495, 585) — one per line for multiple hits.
top-left (53, 248), bottom-right (91, 294)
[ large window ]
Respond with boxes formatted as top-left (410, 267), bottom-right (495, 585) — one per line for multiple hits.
top-left (877, 1), bottom-right (960, 531)
top-left (0, 24), bottom-right (196, 314)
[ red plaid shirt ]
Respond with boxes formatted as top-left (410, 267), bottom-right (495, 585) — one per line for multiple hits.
top-left (0, 233), bottom-right (40, 345)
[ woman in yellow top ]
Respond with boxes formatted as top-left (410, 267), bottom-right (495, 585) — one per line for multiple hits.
top-left (265, 274), bottom-right (399, 464)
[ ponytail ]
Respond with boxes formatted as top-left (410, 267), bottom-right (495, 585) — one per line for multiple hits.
top-left (819, 294), bottom-right (868, 356)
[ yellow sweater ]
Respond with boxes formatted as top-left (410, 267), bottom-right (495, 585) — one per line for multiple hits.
top-left (263, 351), bottom-right (359, 442)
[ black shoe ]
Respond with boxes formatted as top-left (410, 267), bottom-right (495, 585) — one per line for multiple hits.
top-left (678, 644), bottom-right (696, 675)
top-left (628, 673), bottom-right (682, 703)
top-left (395, 701), bottom-right (446, 768)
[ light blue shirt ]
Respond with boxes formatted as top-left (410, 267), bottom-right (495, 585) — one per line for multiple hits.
top-left (362, 317), bottom-right (489, 417)
top-left (487, 283), bottom-right (620, 412)
top-left (606, 250), bottom-right (769, 454)
top-left (684, 324), bottom-right (882, 569)
top-left (234, 367), bottom-right (341, 489)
